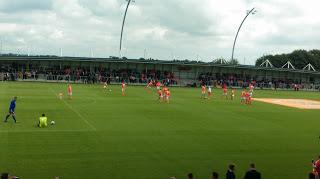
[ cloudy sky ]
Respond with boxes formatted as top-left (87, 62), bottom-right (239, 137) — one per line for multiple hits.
top-left (0, 0), bottom-right (319, 64)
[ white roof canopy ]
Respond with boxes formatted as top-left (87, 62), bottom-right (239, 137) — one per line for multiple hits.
top-left (302, 63), bottom-right (316, 71)
top-left (281, 61), bottom-right (295, 69)
top-left (260, 59), bottom-right (273, 68)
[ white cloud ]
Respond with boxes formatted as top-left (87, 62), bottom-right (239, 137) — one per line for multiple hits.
top-left (0, 0), bottom-right (319, 64)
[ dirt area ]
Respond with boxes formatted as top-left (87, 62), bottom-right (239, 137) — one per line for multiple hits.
top-left (254, 98), bottom-right (320, 109)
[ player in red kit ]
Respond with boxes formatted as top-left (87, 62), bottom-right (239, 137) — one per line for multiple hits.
top-left (121, 81), bottom-right (126, 96)
top-left (222, 84), bottom-right (227, 99)
top-left (165, 89), bottom-right (171, 103)
top-left (246, 91), bottom-right (252, 105)
top-left (67, 84), bottom-right (73, 99)
top-left (158, 89), bottom-right (163, 102)
top-left (145, 80), bottom-right (153, 93)
top-left (201, 85), bottom-right (207, 99)
top-left (156, 81), bottom-right (161, 90)
top-left (241, 90), bottom-right (246, 104)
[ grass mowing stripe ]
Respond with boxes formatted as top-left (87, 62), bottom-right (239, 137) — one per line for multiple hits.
top-left (48, 87), bottom-right (97, 131)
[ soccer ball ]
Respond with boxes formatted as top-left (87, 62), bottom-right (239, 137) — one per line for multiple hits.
top-left (109, 89), bottom-right (112, 92)
top-left (51, 121), bottom-right (55, 125)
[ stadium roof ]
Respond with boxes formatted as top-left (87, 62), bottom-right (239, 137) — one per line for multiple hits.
top-left (1, 55), bottom-right (320, 75)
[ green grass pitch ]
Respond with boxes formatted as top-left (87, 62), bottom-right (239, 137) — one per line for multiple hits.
top-left (0, 82), bottom-right (320, 178)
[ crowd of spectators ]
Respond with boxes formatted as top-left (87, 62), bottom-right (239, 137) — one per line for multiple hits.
top-left (199, 72), bottom-right (319, 90)
top-left (0, 65), bottom-right (177, 86)
top-left (1, 64), bottom-right (319, 90)
top-left (169, 163), bottom-right (261, 179)
top-left (3, 159), bottom-right (320, 179)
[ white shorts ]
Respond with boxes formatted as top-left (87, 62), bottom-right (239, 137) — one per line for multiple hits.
top-left (157, 86), bottom-right (160, 90)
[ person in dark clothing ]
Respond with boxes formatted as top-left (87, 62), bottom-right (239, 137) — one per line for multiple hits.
top-left (243, 163), bottom-right (261, 179)
top-left (1, 173), bottom-right (8, 179)
top-left (308, 172), bottom-right (316, 179)
top-left (187, 173), bottom-right (193, 179)
top-left (212, 171), bottom-right (219, 179)
top-left (226, 164), bottom-right (236, 179)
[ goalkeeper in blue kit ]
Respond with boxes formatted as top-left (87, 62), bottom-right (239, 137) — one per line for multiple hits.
top-left (4, 97), bottom-right (17, 123)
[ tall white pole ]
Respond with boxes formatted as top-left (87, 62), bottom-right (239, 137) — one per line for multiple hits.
top-left (231, 8), bottom-right (256, 61)
top-left (119, 0), bottom-right (133, 58)
top-left (0, 38), bottom-right (2, 55)
top-left (91, 48), bottom-right (94, 58)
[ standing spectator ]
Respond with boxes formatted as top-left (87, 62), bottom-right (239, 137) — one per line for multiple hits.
top-left (314, 156), bottom-right (320, 175)
top-left (311, 159), bottom-right (319, 179)
top-left (243, 163), bottom-right (261, 179)
top-left (1, 173), bottom-right (8, 179)
top-left (187, 173), bottom-right (193, 179)
top-left (226, 164), bottom-right (236, 179)
top-left (309, 172), bottom-right (316, 179)
top-left (212, 172), bottom-right (219, 179)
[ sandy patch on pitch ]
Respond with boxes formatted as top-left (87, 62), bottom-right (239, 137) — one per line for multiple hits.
top-left (254, 98), bottom-right (320, 109)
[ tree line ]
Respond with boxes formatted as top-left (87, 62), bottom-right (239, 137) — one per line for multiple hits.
top-left (255, 49), bottom-right (320, 70)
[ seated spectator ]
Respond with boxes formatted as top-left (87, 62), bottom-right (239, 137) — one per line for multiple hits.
top-left (226, 164), bottom-right (236, 179)
top-left (243, 163), bottom-right (261, 179)
top-left (212, 171), bottom-right (219, 179)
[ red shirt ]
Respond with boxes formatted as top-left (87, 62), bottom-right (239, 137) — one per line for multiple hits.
top-left (166, 91), bottom-right (171, 97)
top-left (156, 82), bottom-right (161, 87)
top-left (68, 85), bottom-right (72, 93)
top-left (315, 160), bottom-right (320, 173)
top-left (201, 86), bottom-right (206, 92)
top-left (163, 87), bottom-right (168, 93)
top-left (122, 83), bottom-right (126, 88)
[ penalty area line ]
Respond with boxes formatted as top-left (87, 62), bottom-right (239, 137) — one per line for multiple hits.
top-left (49, 87), bottom-right (97, 131)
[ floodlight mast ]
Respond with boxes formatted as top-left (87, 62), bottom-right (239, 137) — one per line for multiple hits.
top-left (231, 8), bottom-right (256, 61)
top-left (119, 0), bottom-right (134, 58)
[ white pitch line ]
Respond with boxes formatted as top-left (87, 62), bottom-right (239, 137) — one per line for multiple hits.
top-left (0, 129), bottom-right (93, 133)
top-left (49, 87), bottom-right (97, 131)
